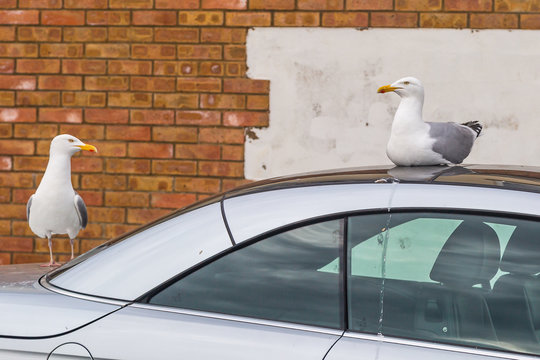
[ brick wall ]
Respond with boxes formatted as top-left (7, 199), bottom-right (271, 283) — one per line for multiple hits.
top-left (0, 0), bottom-right (538, 264)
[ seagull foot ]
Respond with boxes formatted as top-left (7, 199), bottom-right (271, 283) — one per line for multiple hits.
top-left (40, 262), bottom-right (61, 267)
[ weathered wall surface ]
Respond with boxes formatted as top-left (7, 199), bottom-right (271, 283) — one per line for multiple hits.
top-left (0, 0), bottom-right (539, 263)
top-left (246, 28), bottom-right (540, 179)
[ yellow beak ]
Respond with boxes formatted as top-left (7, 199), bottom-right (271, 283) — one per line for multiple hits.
top-left (377, 85), bottom-right (401, 94)
top-left (77, 144), bottom-right (98, 153)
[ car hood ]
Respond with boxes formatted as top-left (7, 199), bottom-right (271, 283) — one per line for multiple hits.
top-left (0, 264), bottom-right (122, 338)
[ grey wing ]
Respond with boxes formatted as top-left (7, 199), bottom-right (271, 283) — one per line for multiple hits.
top-left (74, 194), bottom-right (88, 229)
top-left (428, 122), bottom-right (477, 164)
top-left (26, 194), bottom-right (34, 221)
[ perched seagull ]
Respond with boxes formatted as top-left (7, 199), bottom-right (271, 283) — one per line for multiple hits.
top-left (377, 77), bottom-right (482, 166)
top-left (27, 134), bottom-right (97, 267)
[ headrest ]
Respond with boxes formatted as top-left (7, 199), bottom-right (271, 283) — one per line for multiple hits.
top-left (430, 221), bottom-right (500, 287)
top-left (500, 223), bottom-right (540, 275)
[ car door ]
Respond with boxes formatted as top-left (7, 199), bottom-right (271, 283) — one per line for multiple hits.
top-left (61, 218), bottom-right (350, 360)
top-left (327, 211), bottom-right (540, 360)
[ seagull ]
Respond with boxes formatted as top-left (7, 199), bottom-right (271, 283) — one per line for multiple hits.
top-left (377, 77), bottom-right (482, 166)
top-left (27, 134), bottom-right (97, 267)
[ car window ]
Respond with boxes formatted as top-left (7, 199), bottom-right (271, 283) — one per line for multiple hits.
top-left (149, 219), bottom-right (345, 329)
top-left (347, 212), bottom-right (540, 357)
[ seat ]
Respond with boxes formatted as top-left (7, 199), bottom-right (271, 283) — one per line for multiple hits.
top-left (413, 221), bottom-right (499, 344)
top-left (488, 223), bottom-right (540, 353)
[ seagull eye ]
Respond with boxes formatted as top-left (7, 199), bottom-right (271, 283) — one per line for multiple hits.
top-left (404, 81), bottom-right (410, 85)
top-left (68, 139), bottom-right (74, 143)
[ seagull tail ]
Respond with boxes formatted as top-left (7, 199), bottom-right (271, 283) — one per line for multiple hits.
top-left (461, 121), bottom-right (482, 138)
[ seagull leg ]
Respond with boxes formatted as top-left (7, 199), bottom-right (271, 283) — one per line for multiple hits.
top-left (69, 237), bottom-right (75, 260)
top-left (40, 235), bottom-right (60, 267)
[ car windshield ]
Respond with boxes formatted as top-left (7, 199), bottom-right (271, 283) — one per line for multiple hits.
top-left (47, 201), bottom-right (232, 301)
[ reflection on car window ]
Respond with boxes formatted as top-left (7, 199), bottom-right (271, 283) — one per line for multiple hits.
top-left (150, 219), bottom-right (344, 329)
top-left (347, 212), bottom-right (540, 357)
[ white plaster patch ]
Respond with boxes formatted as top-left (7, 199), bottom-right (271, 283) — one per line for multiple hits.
top-left (245, 28), bottom-right (540, 180)
top-left (0, 109), bottom-right (18, 122)
top-left (15, 80), bottom-right (35, 90)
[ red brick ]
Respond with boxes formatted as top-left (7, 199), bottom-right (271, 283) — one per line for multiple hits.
top-left (178, 45), bottom-right (222, 59)
top-left (226, 62), bottom-right (246, 76)
top-left (109, 27), bottom-right (153, 42)
top-left (65, 0), bottom-right (108, 8)
top-left (0, 26), bottom-right (14, 41)
top-left (153, 126), bottom-right (197, 143)
top-left (108, 92), bottom-right (152, 108)
top-left (133, 11), bottom-right (177, 25)
top-left (202, 0), bottom-right (246, 9)
top-left (17, 59), bottom-right (60, 74)
top-left (107, 126), bottom-right (150, 141)
top-left (132, 44), bottom-right (176, 59)
top-left (223, 45), bottom-right (245, 60)
top-left (0, 237), bottom-right (33, 251)
top-left (86, 44), bottom-right (129, 58)
top-left (64, 27), bottom-right (107, 42)
top-left (87, 11), bottom-right (131, 25)
top-left (151, 193), bottom-right (196, 208)
top-left (110, 0), bottom-right (153, 8)
top-left (496, 0), bottom-right (540, 11)
top-left (298, 0), bottom-right (344, 9)
top-left (19, 0), bottom-right (60, 7)
top-left (224, 111), bottom-right (268, 127)
top-left (396, 0), bottom-right (442, 10)
top-left (77, 190), bottom-right (103, 206)
top-left (226, 12), bottom-right (271, 26)
top-left (445, 0), bottom-right (492, 11)
top-left (0, 75), bottom-right (36, 90)
top-left (175, 177), bottom-right (219, 193)
top-left (470, 13), bottom-right (518, 28)
top-left (79, 223), bottom-right (103, 238)
top-left (420, 12), bottom-right (467, 27)
top-left (274, 12), bottom-right (320, 26)
top-left (128, 175), bottom-right (174, 191)
top-left (39, 108), bottom-right (82, 123)
top-left (131, 110), bottom-right (174, 125)
top-left (155, 28), bottom-right (199, 43)
top-left (0, 156), bottom-right (11, 170)
top-left (131, 77), bottom-right (176, 92)
top-left (72, 157), bottom-right (103, 173)
top-left (14, 124), bottom-right (56, 138)
top-left (106, 158), bottom-right (151, 174)
top-left (177, 110), bottom-right (221, 125)
top-left (85, 109), bottom-right (128, 124)
top-left (179, 11), bottom-right (223, 25)
top-left (88, 207), bottom-right (125, 223)
top-left (199, 127), bottom-right (244, 144)
top-left (0, 60), bottom-right (13, 74)
top-left (42, 10), bottom-right (85, 25)
top-left (0, 92), bottom-right (14, 106)
top-left (154, 61), bottom-right (197, 76)
top-left (0, 173), bottom-right (33, 187)
top-left (176, 143), bottom-right (220, 160)
top-left (62, 60), bottom-right (106, 75)
top-left (0, 43), bottom-right (37, 57)
top-left (109, 60), bottom-right (152, 75)
top-left (222, 178), bottom-right (251, 191)
top-left (522, 14), bottom-right (540, 28)
top-left (223, 79), bottom-right (269, 94)
top-left (156, 0), bottom-right (199, 8)
top-left (106, 191), bottom-right (149, 207)
top-left (17, 27), bottom-right (61, 42)
top-left (13, 156), bottom-right (47, 171)
top-left (154, 93), bottom-right (199, 109)
top-left (198, 161), bottom-right (243, 177)
top-left (322, 12), bottom-right (368, 26)
top-left (371, 12), bottom-right (418, 27)
top-left (128, 143), bottom-right (174, 158)
top-left (250, 0), bottom-right (294, 9)
top-left (0, 0), bottom-right (16, 7)
top-left (62, 92), bottom-right (106, 107)
top-left (0, 10), bottom-right (38, 24)
top-left (17, 91), bottom-right (60, 106)
top-left (13, 253), bottom-right (51, 265)
top-left (347, 0), bottom-right (393, 9)
top-left (0, 108), bottom-right (35, 122)
top-left (0, 123), bottom-right (10, 137)
top-left (247, 95), bottom-right (269, 110)
top-left (81, 174), bottom-right (127, 190)
top-left (59, 124), bottom-right (104, 140)
top-left (178, 77), bottom-right (221, 92)
top-left (201, 28), bottom-right (246, 43)
top-left (199, 62), bottom-right (224, 76)
top-left (104, 224), bottom-right (137, 238)
top-left (85, 76), bottom-right (129, 91)
top-left (13, 188), bottom-right (33, 203)
top-left (127, 208), bottom-right (169, 224)
top-left (0, 140), bottom-right (34, 155)
top-left (38, 75), bottom-right (81, 90)
top-left (221, 145), bottom-right (243, 161)
top-left (40, 44), bottom-right (83, 58)
top-left (85, 140), bottom-right (126, 157)
top-left (200, 94), bottom-right (245, 109)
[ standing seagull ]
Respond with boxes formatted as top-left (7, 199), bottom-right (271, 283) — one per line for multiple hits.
top-left (27, 134), bottom-right (97, 267)
top-left (377, 77), bottom-right (482, 166)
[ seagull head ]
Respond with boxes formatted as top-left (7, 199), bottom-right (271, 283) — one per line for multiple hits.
top-left (377, 76), bottom-right (424, 100)
top-left (50, 134), bottom-right (98, 157)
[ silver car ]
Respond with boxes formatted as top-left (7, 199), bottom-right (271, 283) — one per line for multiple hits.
top-left (1, 165), bottom-right (540, 360)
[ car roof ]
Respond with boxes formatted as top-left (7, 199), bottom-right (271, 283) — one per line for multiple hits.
top-left (225, 164), bottom-right (540, 198)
